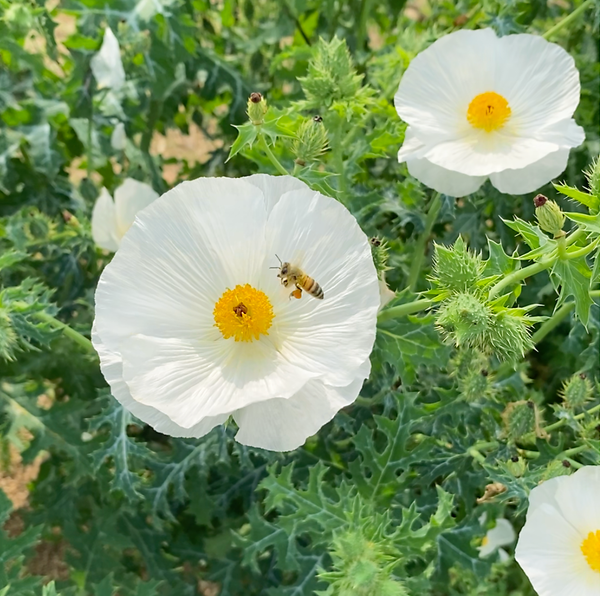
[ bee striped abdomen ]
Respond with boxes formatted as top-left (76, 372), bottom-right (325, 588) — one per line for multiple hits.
top-left (302, 277), bottom-right (324, 299)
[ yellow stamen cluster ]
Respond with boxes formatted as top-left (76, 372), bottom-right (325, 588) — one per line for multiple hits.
top-left (467, 91), bottom-right (512, 132)
top-left (581, 530), bottom-right (600, 573)
top-left (213, 284), bottom-right (274, 342)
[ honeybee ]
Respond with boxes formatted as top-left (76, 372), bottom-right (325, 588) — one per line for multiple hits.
top-left (272, 255), bottom-right (324, 300)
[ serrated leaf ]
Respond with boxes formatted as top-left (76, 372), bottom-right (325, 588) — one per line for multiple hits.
top-left (551, 257), bottom-right (593, 326)
top-left (227, 122), bottom-right (259, 161)
top-left (485, 239), bottom-right (518, 277)
top-left (565, 211), bottom-right (600, 235)
top-left (0, 250), bottom-right (27, 270)
top-left (502, 217), bottom-right (550, 251)
top-left (554, 182), bottom-right (600, 210)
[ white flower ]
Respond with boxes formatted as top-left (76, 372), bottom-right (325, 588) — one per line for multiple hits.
top-left (515, 466), bottom-right (600, 596)
top-left (134, 0), bottom-right (176, 21)
top-left (91, 178), bottom-right (159, 252)
top-left (90, 27), bottom-right (126, 92)
top-left (92, 175), bottom-right (379, 451)
top-left (478, 517), bottom-right (516, 560)
top-left (110, 122), bottom-right (127, 150)
top-left (378, 274), bottom-right (396, 310)
top-left (395, 28), bottom-right (584, 197)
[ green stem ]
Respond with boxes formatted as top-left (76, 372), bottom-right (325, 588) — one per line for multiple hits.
top-left (543, 403), bottom-right (600, 434)
top-left (260, 135), bottom-right (289, 176)
top-left (566, 228), bottom-right (586, 246)
top-left (377, 298), bottom-right (433, 322)
top-left (565, 238), bottom-right (600, 260)
top-left (357, 0), bottom-right (371, 50)
top-left (591, 290), bottom-right (600, 298)
top-left (33, 311), bottom-right (95, 353)
top-left (532, 302), bottom-right (574, 344)
top-left (141, 98), bottom-right (165, 193)
top-left (408, 193), bottom-right (442, 292)
top-left (488, 257), bottom-right (556, 300)
top-left (543, 0), bottom-right (594, 39)
top-left (333, 118), bottom-right (348, 199)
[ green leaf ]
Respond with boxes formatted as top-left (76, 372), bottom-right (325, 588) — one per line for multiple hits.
top-left (227, 122), bottom-right (259, 161)
top-left (565, 211), bottom-right (600, 235)
top-left (502, 217), bottom-right (552, 256)
top-left (551, 257), bottom-right (594, 326)
top-left (0, 249), bottom-right (27, 271)
top-left (554, 182), bottom-right (600, 210)
top-left (485, 239), bottom-right (518, 277)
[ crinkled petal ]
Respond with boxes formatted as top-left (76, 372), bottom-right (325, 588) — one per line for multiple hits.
top-left (554, 466), bottom-right (600, 536)
top-left (91, 188), bottom-right (120, 252)
top-left (114, 178), bottom-right (159, 239)
top-left (407, 157), bottom-right (486, 197)
top-left (244, 173), bottom-right (310, 215)
top-left (397, 126), bottom-right (427, 163)
top-left (90, 27), bottom-right (126, 91)
top-left (263, 189), bottom-right (380, 387)
top-left (92, 324), bottom-right (227, 437)
top-left (233, 360), bottom-right (369, 451)
top-left (533, 118), bottom-right (585, 147)
top-left (489, 148), bottom-right (570, 195)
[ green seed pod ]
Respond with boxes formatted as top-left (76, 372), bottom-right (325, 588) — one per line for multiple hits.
top-left (246, 92), bottom-right (268, 125)
top-left (534, 195), bottom-right (565, 238)
top-left (292, 116), bottom-right (329, 165)
top-left (457, 366), bottom-right (493, 402)
top-left (560, 373), bottom-right (594, 409)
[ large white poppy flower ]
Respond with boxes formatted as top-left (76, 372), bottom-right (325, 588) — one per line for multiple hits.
top-left (395, 28), bottom-right (584, 197)
top-left (90, 27), bottom-right (126, 91)
top-left (91, 178), bottom-right (159, 252)
top-left (515, 466), bottom-right (600, 596)
top-left (92, 175), bottom-right (379, 451)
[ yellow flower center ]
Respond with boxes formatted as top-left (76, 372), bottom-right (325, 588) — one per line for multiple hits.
top-left (581, 530), bottom-right (600, 573)
top-left (213, 284), bottom-right (273, 342)
top-left (467, 91), bottom-right (512, 132)
top-left (481, 536), bottom-right (489, 547)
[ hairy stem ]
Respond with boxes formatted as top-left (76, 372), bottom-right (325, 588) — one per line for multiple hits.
top-left (488, 257), bottom-right (556, 300)
top-left (408, 193), bottom-right (442, 292)
top-left (260, 135), bottom-right (289, 176)
top-left (33, 311), bottom-right (95, 353)
top-left (543, 0), bottom-right (594, 39)
top-left (532, 302), bottom-right (574, 345)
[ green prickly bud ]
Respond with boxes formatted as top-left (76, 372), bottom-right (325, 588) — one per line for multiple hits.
top-left (457, 366), bottom-right (493, 402)
top-left (247, 92), bottom-right (268, 125)
top-left (506, 455), bottom-right (527, 478)
top-left (4, 3), bottom-right (33, 36)
top-left (370, 237), bottom-right (390, 274)
top-left (436, 292), bottom-right (491, 348)
top-left (0, 309), bottom-right (19, 361)
top-left (542, 459), bottom-right (573, 481)
top-left (502, 401), bottom-right (536, 441)
top-left (534, 195), bottom-right (565, 238)
top-left (560, 372), bottom-right (594, 409)
top-left (487, 309), bottom-right (535, 363)
top-left (431, 236), bottom-right (485, 293)
top-left (584, 156), bottom-right (600, 199)
top-left (292, 116), bottom-right (329, 165)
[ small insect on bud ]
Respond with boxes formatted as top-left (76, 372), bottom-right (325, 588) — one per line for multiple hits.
top-left (247, 92), bottom-right (268, 125)
top-left (506, 455), bottom-right (526, 477)
top-left (292, 116), bottom-right (328, 166)
top-left (369, 237), bottom-right (390, 274)
top-left (562, 459), bottom-right (571, 468)
top-left (535, 196), bottom-right (565, 238)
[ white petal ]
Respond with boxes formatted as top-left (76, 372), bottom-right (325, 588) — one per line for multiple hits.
top-left (489, 148), bottom-right (570, 195)
top-left (91, 188), bottom-right (120, 252)
top-left (233, 362), bottom-right (369, 451)
top-left (397, 126), bottom-right (427, 163)
top-left (243, 173), bottom-right (310, 215)
top-left (527, 476), bottom-right (562, 517)
top-left (378, 277), bottom-right (396, 310)
top-left (263, 188), bottom-right (380, 388)
top-left (516, 503), bottom-right (600, 596)
top-left (554, 466), bottom-right (600, 536)
top-left (92, 324), bottom-right (227, 437)
top-left (395, 29), bottom-right (500, 135)
top-left (113, 178), bottom-right (159, 239)
top-left (111, 122), bottom-right (127, 150)
top-left (495, 33), bottom-right (581, 132)
top-left (90, 27), bottom-right (126, 91)
top-left (407, 157), bottom-right (486, 197)
top-left (534, 118), bottom-right (585, 147)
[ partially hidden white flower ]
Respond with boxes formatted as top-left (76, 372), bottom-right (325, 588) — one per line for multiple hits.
top-left (110, 122), bottom-right (127, 150)
top-left (91, 178), bottom-right (159, 252)
top-left (378, 274), bottom-right (396, 310)
top-left (134, 0), bottom-right (176, 21)
top-left (90, 27), bottom-right (126, 92)
top-left (478, 517), bottom-right (516, 560)
top-left (92, 175), bottom-right (380, 451)
top-left (515, 465), bottom-right (600, 596)
top-left (395, 28), bottom-right (584, 197)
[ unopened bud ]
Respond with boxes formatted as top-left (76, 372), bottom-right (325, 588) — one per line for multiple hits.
top-left (535, 196), bottom-right (565, 237)
top-left (560, 372), bottom-right (593, 409)
top-left (542, 459), bottom-right (572, 481)
top-left (247, 92), bottom-right (268, 125)
top-left (292, 116), bottom-right (328, 166)
top-left (506, 455), bottom-right (526, 477)
top-left (370, 237), bottom-right (389, 273)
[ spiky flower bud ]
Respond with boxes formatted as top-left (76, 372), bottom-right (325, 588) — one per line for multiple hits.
top-left (502, 400), bottom-right (547, 442)
top-left (4, 3), bottom-right (33, 36)
top-left (506, 455), bottom-right (527, 478)
top-left (542, 459), bottom-right (573, 481)
top-left (431, 236), bottom-right (485, 293)
top-left (370, 237), bottom-right (390, 274)
top-left (584, 156), bottom-right (600, 199)
top-left (457, 366), bottom-right (493, 402)
top-left (436, 292), bottom-right (492, 348)
top-left (560, 372), bottom-right (594, 409)
top-left (534, 195), bottom-right (565, 238)
top-left (0, 310), bottom-right (19, 361)
top-left (247, 92), bottom-right (268, 125)
top-left (292, 116), bottom-right (329, 166)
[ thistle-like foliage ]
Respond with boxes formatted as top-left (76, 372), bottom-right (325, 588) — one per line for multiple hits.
top-left (584, 155), bottom-right (600, 199)
top-left (430, 236), bottom-right (486, 295)
top-left (292, 116), bottom-right (329, 165)
top-left (559, 373), bottom-right (594, 409)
